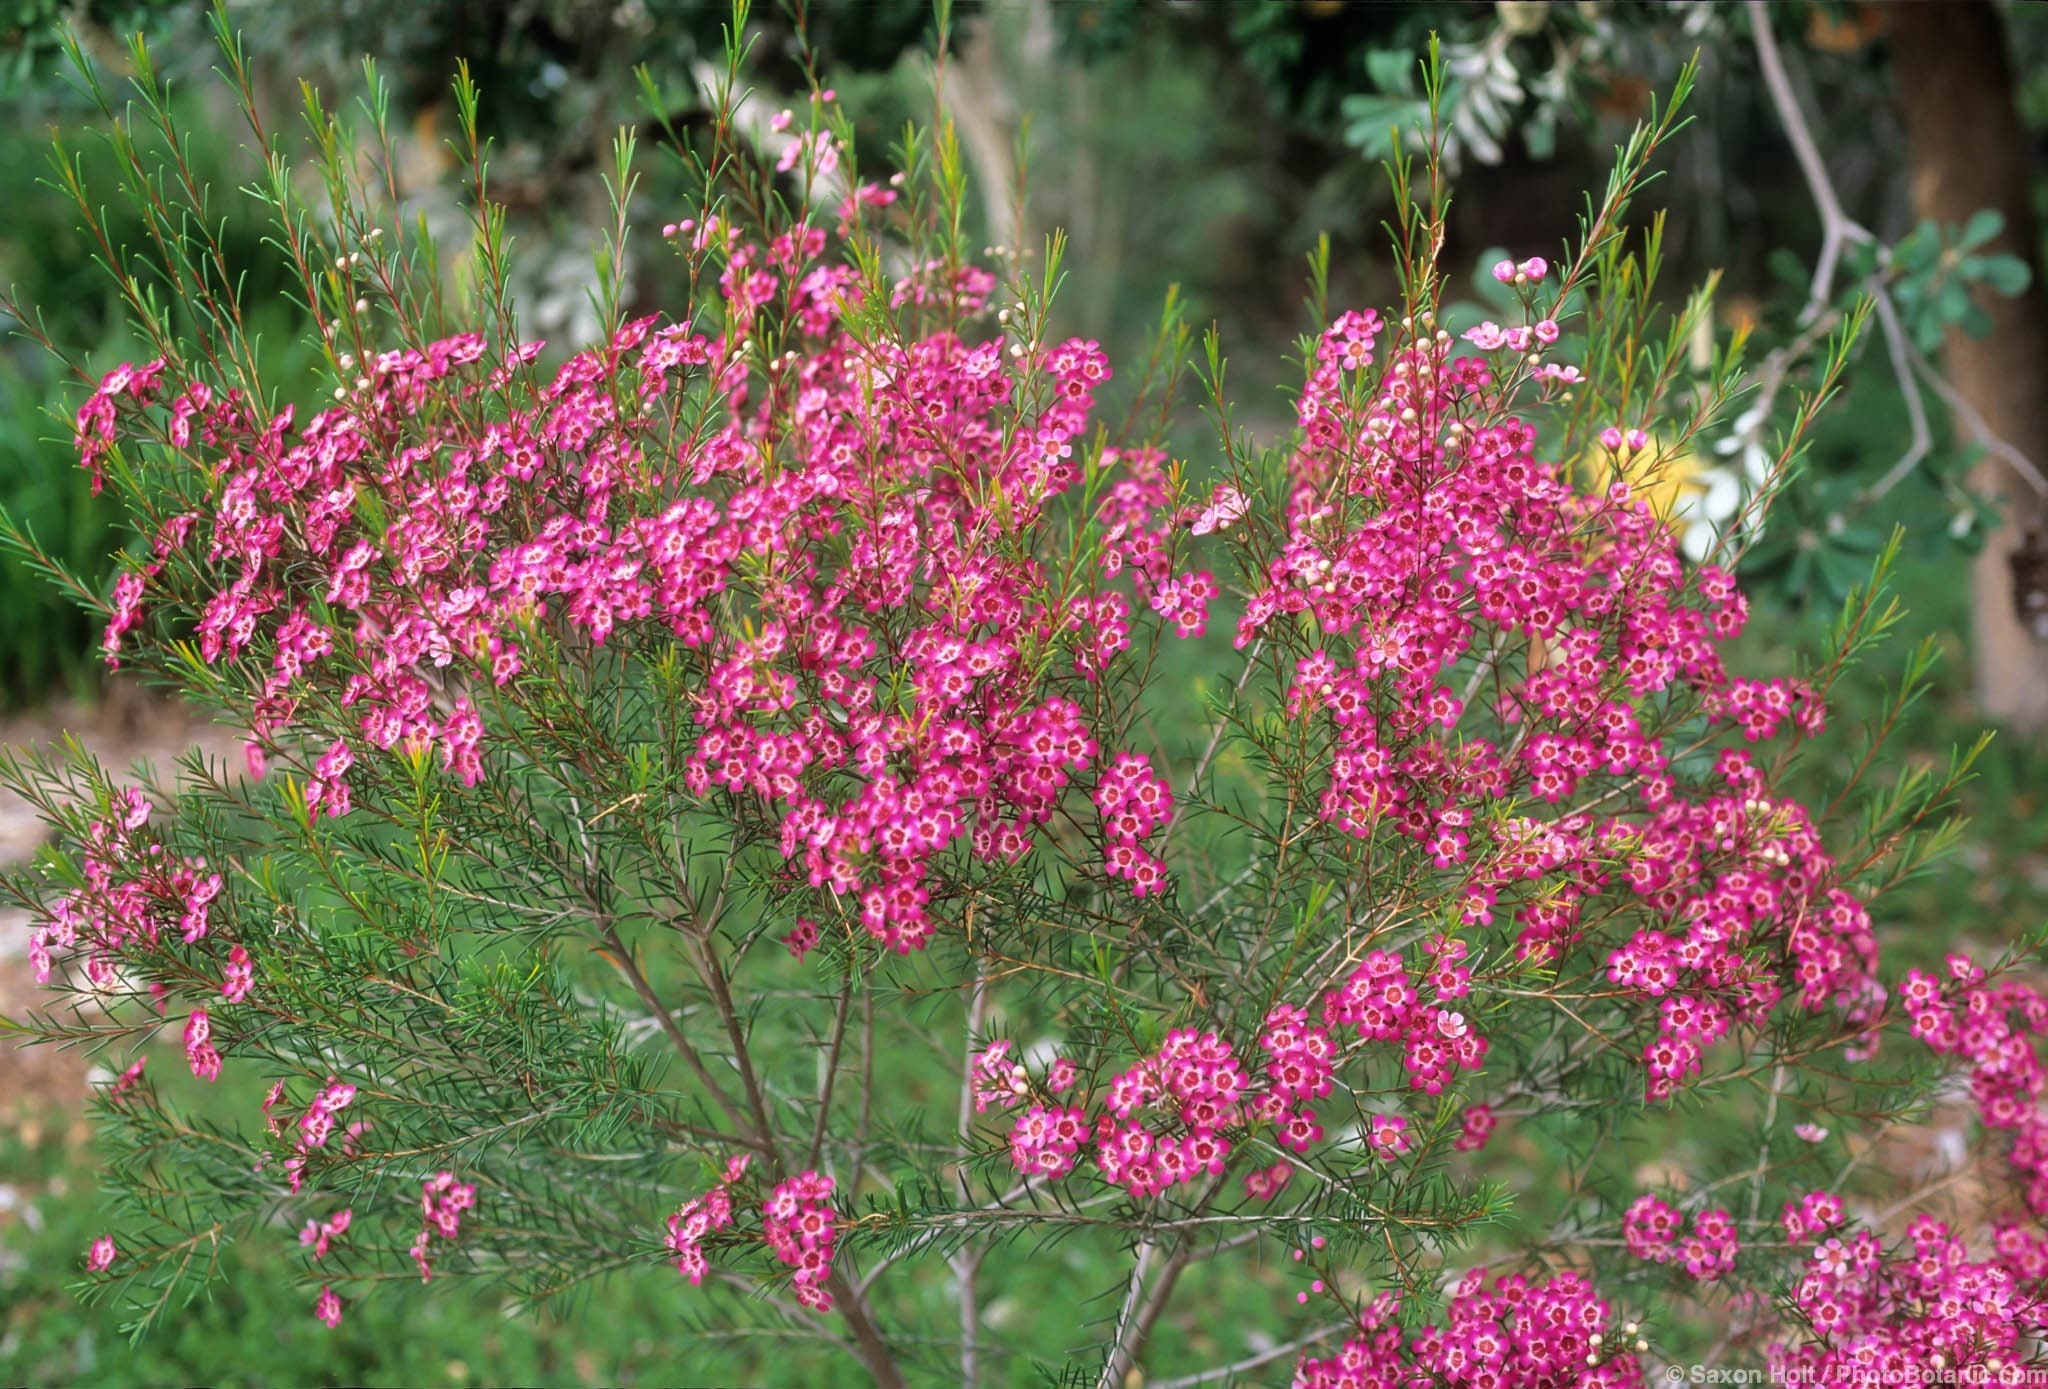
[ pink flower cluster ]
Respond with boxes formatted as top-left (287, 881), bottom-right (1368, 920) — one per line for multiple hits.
top-left (666, 1156), bottom-right (747, 1286)
top-left (1223, 299), bottom-right (1876, 1138)
top-left (1623, 1194), bottom-right (1739, 1282)
top-left (280, 1079), bottom-right (358, 1193)
top-left (1187, 483), bottom-right (1249, 536)
top-left (1452, 1102), bottom-right (1496, 1152)
top-left (63, 216), bottom-right (1216, 957)
top-left (1318, 310), bottom-right (1384, 373)
top-left (761, 1171), bottom-right (841, 1312)
top-left (1258, 1004), bottom-right (1336, 1110)
top-left (989, 944), bottom-right (1509, 1197)
top-left (1902, 954), bottom-right (2048, 1213)
top-left (300, 1206), bottom-right (353, 1259)
top-left (664, 1157), bottom-right (842, 1312)
top-left (27, 789), bottom-right (228, 1001)
top-left (1094, 752), bottom-right (1173, 896)
top-left (182, 1009), bottom-right (220, 1081)
top-left (1770, 1215), bottom-right (2048, 1378)
top-left (1292, 1271), bottom-right (1639, 1388)
top-left (221, 944), bottom-right (253, 1003)
top-left (409, 1170), bottom-right (476, 1281)
top-left (1779, 1189), bottom-right (1845, 1246)
top-left (1325, 949), bottom-right (1488, 1095)
top-left (110, 1056), bottom-right (147, 1099)
top-left (1001, 1028), bottom-right (1247, 1198)
top-left (971, 1039), bottom-right (1032, 1113)
top-left (781, 917), bottom-right (819, 960)
top-left (304, 738), bottom-right (354, 820)
top-left (73, 357), bottom-right (166, 492)
top-left (1006, 1103), bottom-right (1092, 1179)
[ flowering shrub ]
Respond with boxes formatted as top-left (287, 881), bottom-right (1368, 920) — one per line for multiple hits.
top-left (7, 25), bottom-right (2046, 1389)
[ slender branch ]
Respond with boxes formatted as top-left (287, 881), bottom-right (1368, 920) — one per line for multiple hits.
top-left (595, 924), bottom-right (759, 1147)
top-left (820, 1271), bottom-right (909, 1389)
top-left (1859, 294), bottom-right (1933, 503)
top-left (1746, 1064), bottom-right (1786, 1223)
top-left (1748, 1), bottom-right (1868, 323)
top-left (1745, 0), bottom-right (2048, 509)
top-left (1907, 345), bottom-right (2048, 496)
top-left (809, 970), bottom-right (855, 1172)
top-left (1118, 1241), bottom-right (1196, 1381)
top-left (1097, 1240), bottom-right (1160, 1389)
top-left (1149, 1322), bottom-right (1354, 1389)
top-left (1098, 1177), bottom-right (1223, 1389)
top-left (1159, 637), bottom-right (1263, 851)
top-left (684, 930), bottom-right (785, 1173)
top-left (678, 924), bottom-right (905, 1389)
top-left (953, 959), bottom-right (990, 1389)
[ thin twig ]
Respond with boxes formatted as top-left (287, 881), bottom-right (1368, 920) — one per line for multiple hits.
top-left (809, 971), bottom-right (855, 1172)
top-left (953, 960), bottom-right (989, 1389)
top-left (1149, 1322), bottom-right (1354, 1389)
top-left (1748, 2), bottom-right (1868, 323)
top-left (1907, 346), bottom-right (2048, 496)
top-left (1097, 1240), bottom-right (1160, 1389)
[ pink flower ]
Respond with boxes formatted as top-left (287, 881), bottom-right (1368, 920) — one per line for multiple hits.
top-left (86, 1235), bottom-right (117, 1272)
top-left (410, 1171), bottom-right (476, 1281)
top-left (1453, 1104), bottom-right (1496, 1153)
top-left (109, 1056), bottom-right (147, 1099)
top-left (313, 1286), bottom-right (342, 1328)
top-left (305, 739), bottom-right (355, 821)
top-left (760, 1171), bottom-right (840, 1311)
top-left (1367, 1113), bottom-right (1410, 1160)
top-left (221, 944), bottom-right (254, 1003)
top-left (783, 918), bottom-right (819, 960)
top-left (183, 1009), bottom-right (221, 1082)
top-left (301, 1207), bottom-right (353, 1260)
top-left (1188, 484), bottom-right (1248, 536)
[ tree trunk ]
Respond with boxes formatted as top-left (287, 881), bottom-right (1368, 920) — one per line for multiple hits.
top-left (1891, 0), bottom-right (2048, 729)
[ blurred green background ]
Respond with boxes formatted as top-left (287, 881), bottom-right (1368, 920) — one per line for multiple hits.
top-left (5, 1), bottom-right (2048, 1384)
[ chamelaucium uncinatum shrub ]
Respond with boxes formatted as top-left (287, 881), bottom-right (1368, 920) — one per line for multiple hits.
top-left (6, 11), bottom-right (2045, 1387)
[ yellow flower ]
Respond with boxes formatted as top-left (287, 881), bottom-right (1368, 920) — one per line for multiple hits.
top-left (1574, 431), bottom-right (1749, 562)
top-left (1576, 433), bottom-right (1706, 523)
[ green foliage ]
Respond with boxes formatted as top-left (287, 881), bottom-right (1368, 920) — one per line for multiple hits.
top-left (0, 0), bottom-right (190, 89)
top-left (1867, 211), bottom-right (2034, 351)
top-left (0, 1124), bottom-right (745, 1388)
top-left (0, 363), bottom-right (117, 704)
top-left (0, 53), bottom-right (326, 707)
top-left (4, 5), bottom-right (2048, 1386)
